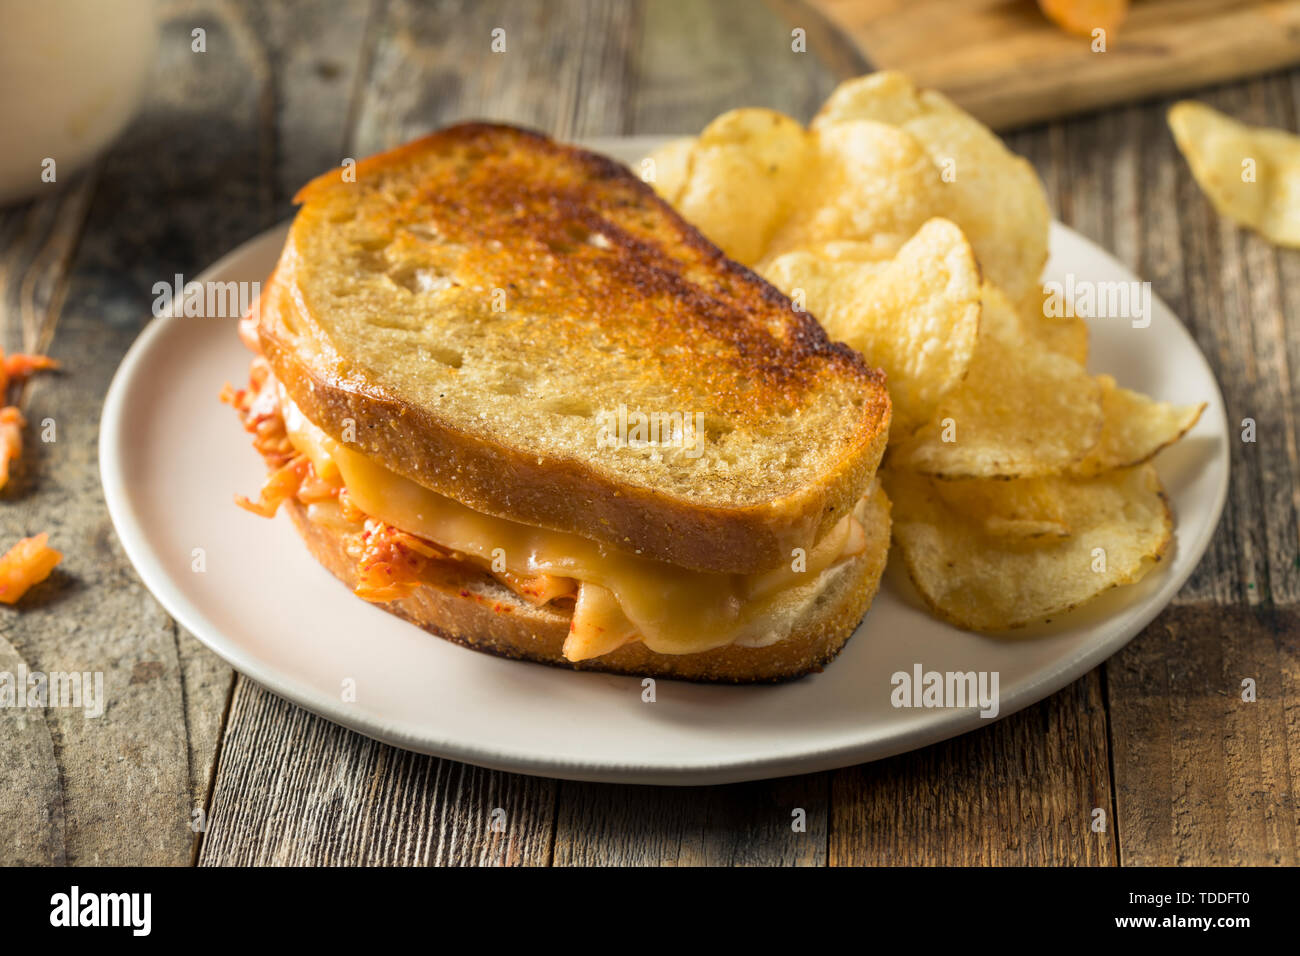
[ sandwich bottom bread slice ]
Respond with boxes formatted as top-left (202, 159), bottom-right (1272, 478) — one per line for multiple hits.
top-left (284, 491), bottom-right (890, 683)
top-left (224, 346), bottom-right (891, 683)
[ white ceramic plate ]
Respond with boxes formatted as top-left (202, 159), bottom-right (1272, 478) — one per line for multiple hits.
top-left (100, 136), bottom-right (1228, 785)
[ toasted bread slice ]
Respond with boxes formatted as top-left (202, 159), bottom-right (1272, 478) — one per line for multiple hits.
top-left (260, 123), bottom-right (890, 574)
top-left (281, 483), bottom-right (890, 682)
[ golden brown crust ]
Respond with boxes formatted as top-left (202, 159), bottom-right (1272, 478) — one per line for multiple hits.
top-left (281, 487), bottom-right (890, 683)
top-left (263, 123), bottom-right (891, 574)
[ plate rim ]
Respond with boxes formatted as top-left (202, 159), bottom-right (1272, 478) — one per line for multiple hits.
top-left (98, 138), bottom-right (1230, 785)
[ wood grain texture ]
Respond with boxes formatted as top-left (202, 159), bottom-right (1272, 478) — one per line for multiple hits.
top-left (830, 673), bottom-right (1117, 865)
top-left (802, 0), bottom-right (1300, 130)
top-left (554, 774), bottom-right (830, 866)
top-left (1012, 72), bottom-right (1300, 866)
top-left (198, 681), bottom-right (555, 866)
top-left (0, 0), bottom-right (375, 865)
top-left (351, 0), bottom-right (639, 151)
top-left (1107, 605), bottom-right (1300, 865)
top-left (0, 47), bottom-right (236, 866)
top-left (0, 633), bottom-right (67, 865)
top-left (763, 0), bottom-right (872, 83)
top-left (631, 0), bottom-right (839, 131)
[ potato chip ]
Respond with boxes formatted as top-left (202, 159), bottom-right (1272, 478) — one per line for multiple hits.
top-left (764, 119), bottom-right (944, 260)
top-left (675, 108), bottom-right (811, 264)
top-left (769, 237), bottom-right (900, 264)
top-left (813, 73), bottom-right (1050, 302)
top-left (930, 477), bottom-right (1070, 540)
top-left (814, 71), bottom-right (918, 127)
top-left (644, 136), bottom-right (695, 206)
top-left (1016, 287), bottom-right (1090, 365)
top-left (885, 464), bottom-right (1171, 631)
top-left (1168, 101), bottom-right (1300, 248)
top-left (759, 218), bottom-right (981, 432)
top-left (1070, 375), bottom-right (1205, 476)
top-left (891, 283), bottom-right (1103, 477)
top-left (1037, 0), bottom-right (1129, 38)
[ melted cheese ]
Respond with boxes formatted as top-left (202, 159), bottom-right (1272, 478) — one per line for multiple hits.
top-left (279, 393), bottom-right (865, 659)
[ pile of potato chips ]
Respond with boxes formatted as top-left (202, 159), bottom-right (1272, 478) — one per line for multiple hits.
top-left (648, 72), bottom-right (1205, 631)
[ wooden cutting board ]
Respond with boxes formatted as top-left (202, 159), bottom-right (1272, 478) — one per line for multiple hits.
top-left (799, 0), bottom-right (1300, 129)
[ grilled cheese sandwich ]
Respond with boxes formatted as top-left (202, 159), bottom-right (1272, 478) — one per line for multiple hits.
top-left (226, 123), bottom-right (892, 682)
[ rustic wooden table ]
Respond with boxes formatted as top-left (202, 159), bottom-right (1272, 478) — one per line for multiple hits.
top-left (2, 0), bottom-right (1297, 867)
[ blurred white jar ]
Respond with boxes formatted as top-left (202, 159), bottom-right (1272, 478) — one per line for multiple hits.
top-left (0, 0), bottom-right (158, 205)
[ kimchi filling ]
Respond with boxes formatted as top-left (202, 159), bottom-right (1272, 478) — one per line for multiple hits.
top-left (222, 357), bottom-right (577, 610)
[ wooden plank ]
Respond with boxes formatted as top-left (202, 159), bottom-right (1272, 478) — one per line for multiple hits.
top-left (0, 0), bottom-right (385, 865)
top-left (830, 674), bottom-right (1117, 865)
top-left (554, 774), bottom-right (829, 866)
top-left (1274, 69), bottom-right (1300, 607)
top-left (1156, 78), bottom-right (1300, 607)
top-left (0, 0), bottom-right (291, 865)
top-left (1116, 94), bottom-right (1250, 607)
top-left (263, 0), bottom-right (381, 198)
top-left (0, 631), bottom-right (67, 865)
top-left (763, 0), bottom-right (872, 83)
top-left (0, 45), bottom-right (238, 863)
top-left (200, 0), bottom-right (642, 867)
top-left (1064, 79), bottom-right (1300, 864)
top-left (198, 682), bottom-right (555, 865)
top-left (150, 0), bottom-right (377, 861)
top-left (632, 0), bottom-right (840, 132)
top-left (803, 0), bottom-right (1300, 130)
top-left (0, 177), bottom-right (231, 866)
top-left (1107, 605), bottom-right (1300, 864)
top-left (351, 0), bottom-right (640, 151)
top-left (1008, 82), bottom-right (1300, 877)
top-left (1207, 75), bottom-right (1300, 609)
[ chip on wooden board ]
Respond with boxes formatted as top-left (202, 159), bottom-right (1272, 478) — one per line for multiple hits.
top-left (1168, 100), bottom-right (1300, 248)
